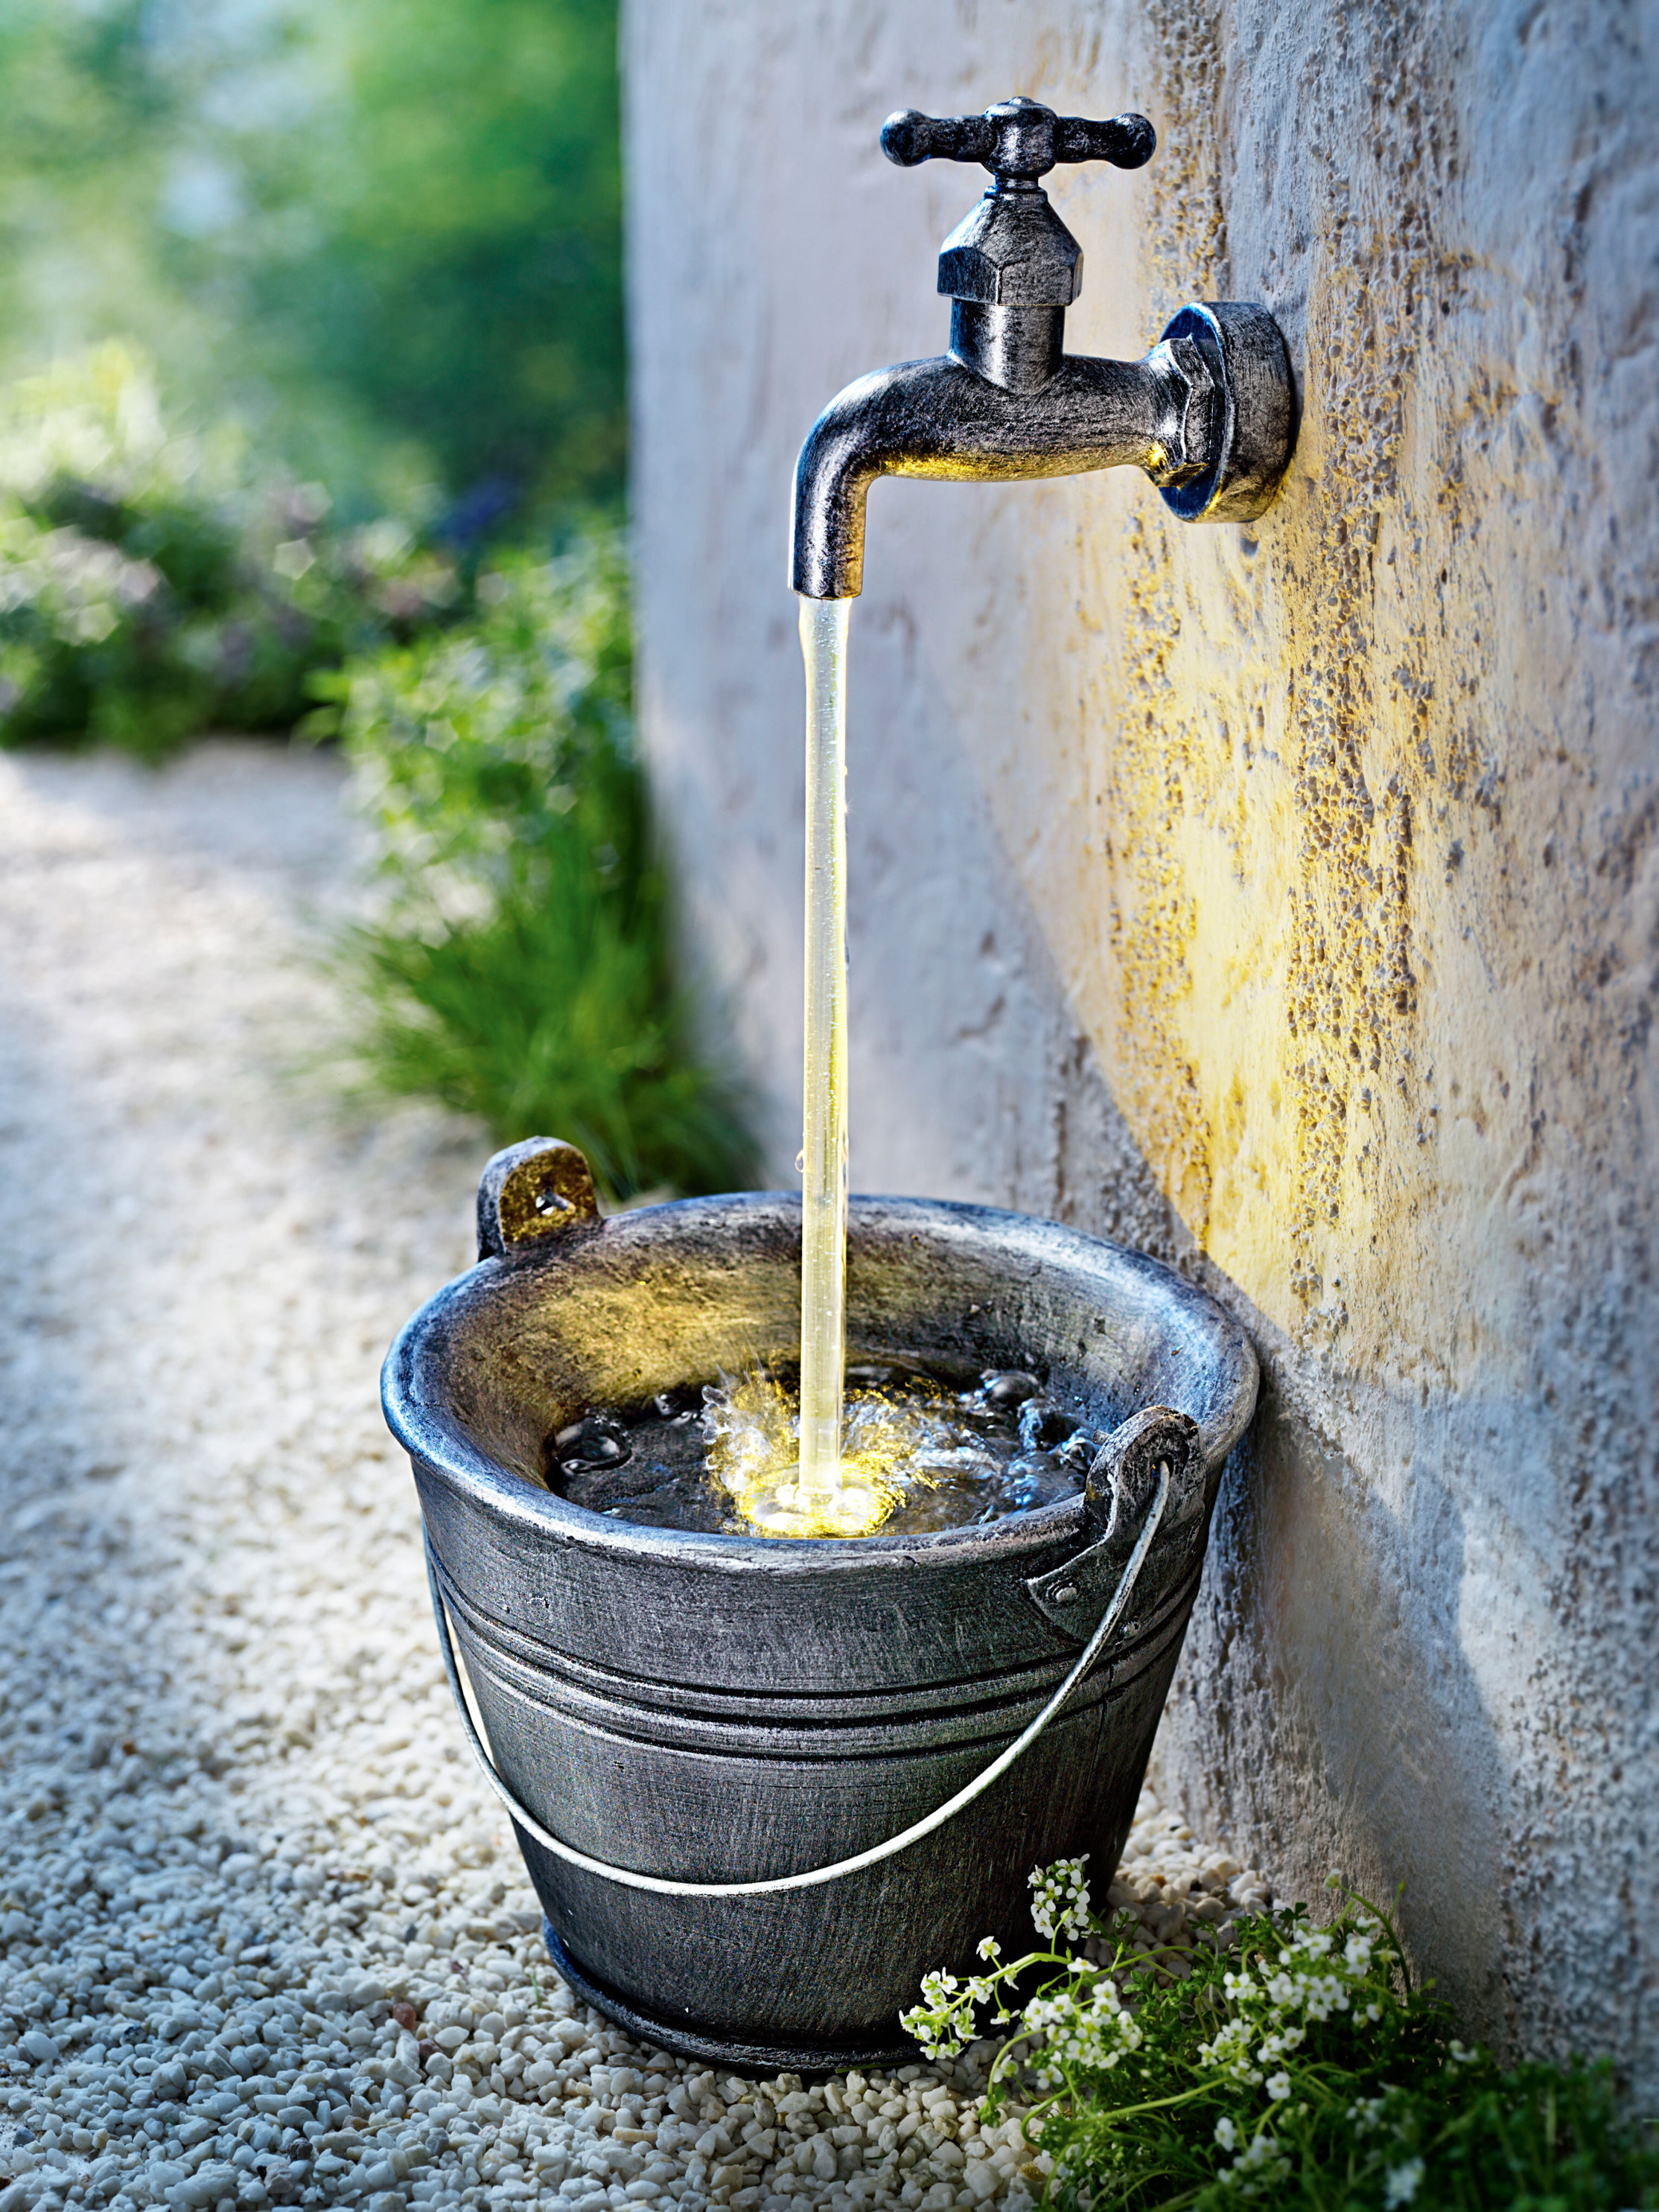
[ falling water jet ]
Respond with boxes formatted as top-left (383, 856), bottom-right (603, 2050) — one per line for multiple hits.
top-left (745, 594), bottom-right (884, 1538)
top-left (796, 593), bottom-right (851, 1507)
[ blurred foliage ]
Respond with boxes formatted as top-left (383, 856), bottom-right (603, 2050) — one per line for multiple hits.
top-left (0, 0), bottom-right (626, 748)
top-left (322, 535), bottom-right (758, 1201)
top-left (0, 347), bottom-right (458, 759)
top-left (0, 0), bottom-right (623, 526)
top-left (0, 0), bottom-right (747, 1199)
top-left (242, 0), bottom-right (625, 517)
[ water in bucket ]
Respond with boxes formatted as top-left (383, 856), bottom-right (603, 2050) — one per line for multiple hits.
top-left (549, 1360), bottom-right (1089, 1536)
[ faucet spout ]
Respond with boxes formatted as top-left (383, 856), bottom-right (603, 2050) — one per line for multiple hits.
top-left (792, 337), bottom-right (1214, 601)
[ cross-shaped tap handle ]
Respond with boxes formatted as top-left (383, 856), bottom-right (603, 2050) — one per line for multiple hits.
top-left (880, 96), bottom-right (1155, 183)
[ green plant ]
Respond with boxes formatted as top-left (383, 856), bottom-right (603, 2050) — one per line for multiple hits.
top-left (0, 345), bottom-right (458, 758)
top-left (324, 531), bottom-right (758, 1202)
top-left (902, 1861), bottom-right (1659, 2211)
top-left (0, 0), bottom-right (624, 526)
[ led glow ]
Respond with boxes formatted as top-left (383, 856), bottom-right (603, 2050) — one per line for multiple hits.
top-left (709, 1369), bottom-right (995, 1539)
top-left (797, 594), bottom-right (853, 1509)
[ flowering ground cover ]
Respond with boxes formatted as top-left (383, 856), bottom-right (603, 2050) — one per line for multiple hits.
top-left (904, 1861), bottom-right (1659, 2210)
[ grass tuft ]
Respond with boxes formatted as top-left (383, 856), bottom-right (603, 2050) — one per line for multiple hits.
top-left (323, 529), bottom-right (759, 1202)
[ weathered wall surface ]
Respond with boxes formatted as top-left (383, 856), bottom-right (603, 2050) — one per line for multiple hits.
top-left (624, 0), bottom-right (1659, 2082)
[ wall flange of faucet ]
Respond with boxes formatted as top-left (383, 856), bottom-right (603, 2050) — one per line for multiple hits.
top-left (1156, 302), bottom-right (1296, 526)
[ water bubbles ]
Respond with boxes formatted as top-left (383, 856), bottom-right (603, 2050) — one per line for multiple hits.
top-left (549, 1362), bottom-right (1089, 1539)
top-left (984, 1369), bottom-right (1040, 1406)
top-left (552, 1416), bottom-right (628, 1470)
top-left (1019, 1396), bottom-right (1077, 1452)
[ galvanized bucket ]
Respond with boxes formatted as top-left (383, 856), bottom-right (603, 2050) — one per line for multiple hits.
top-left (383, 1138), bottom-right (1258, 2074)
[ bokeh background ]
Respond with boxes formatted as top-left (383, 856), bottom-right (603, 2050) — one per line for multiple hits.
top-left (0, 0), bottom-right (623, 532)
top-left (0, 0), bottom-right (755, 1203)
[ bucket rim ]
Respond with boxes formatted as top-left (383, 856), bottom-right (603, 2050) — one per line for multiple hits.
top-left (382, 1188), bottom-right (1258, 1574)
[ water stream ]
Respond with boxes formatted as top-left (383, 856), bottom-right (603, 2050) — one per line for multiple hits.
top-left (744, 596), bottom-right (880, 1537)
top-left (544, 603), bottom-right (1095, 1542)
top-left (796, 595), bottom-right (853, 1507)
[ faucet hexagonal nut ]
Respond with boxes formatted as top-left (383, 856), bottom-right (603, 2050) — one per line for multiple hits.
top-left (937, 190), bottom-right (1083, 308)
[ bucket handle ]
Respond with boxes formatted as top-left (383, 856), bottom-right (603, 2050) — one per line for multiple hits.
top-left (423, 1460), bottom-right (1169, 1900)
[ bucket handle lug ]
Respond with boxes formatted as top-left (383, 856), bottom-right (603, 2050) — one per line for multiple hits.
top-left (1024, 1406), bottom-right (1203, 1643)
top-left (424, 1459), bottom-right (1169, 1899)
top-left (476, 1137), bottom-right (602, 1260)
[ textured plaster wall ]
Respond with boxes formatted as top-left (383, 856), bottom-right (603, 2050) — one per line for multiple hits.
top-left (623, 1), bottom-right (1659, 2083)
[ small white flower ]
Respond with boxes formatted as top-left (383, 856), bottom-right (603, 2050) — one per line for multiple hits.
top-left (1028, 1855), bottom-right (1092, 1942)
top-left (1214, 2116), bottom-right (1238, 2152)
top-left (1219, 2129), bottom-right (1291, 2193)
top-left (1383, 2158), bottom-right (1425, 2207)
top-left (1264, 2071), bottom-right (1291, 2102)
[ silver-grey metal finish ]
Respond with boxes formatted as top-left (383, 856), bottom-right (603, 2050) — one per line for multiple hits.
top-left (1027, 1406), bottom-right (1203, 1638)
top-left (384, 1141), bottom-right (1259, 2072)
top-left (879, 97), bottom-right (1156, 185)
top-left (790, 94), bottom-right (1297, 598)
top-left (425, 1450), bottom-right (1171, 1896)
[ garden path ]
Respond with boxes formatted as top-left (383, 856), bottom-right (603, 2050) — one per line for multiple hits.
top-left (0, 742), bottom-right (1260, 2212)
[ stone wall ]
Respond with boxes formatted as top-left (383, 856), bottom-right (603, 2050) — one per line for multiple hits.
top-left (622, 0), bottom-right (1659, 2083)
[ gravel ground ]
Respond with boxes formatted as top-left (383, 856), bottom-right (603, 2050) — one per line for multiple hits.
top-left (0, 742), bottom-right (1269, 2212)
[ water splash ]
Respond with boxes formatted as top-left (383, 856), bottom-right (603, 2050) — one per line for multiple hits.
top-left (550, 1367), bottom-right (1091, 1540)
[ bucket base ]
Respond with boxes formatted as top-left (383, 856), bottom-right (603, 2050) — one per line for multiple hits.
top-left (543, 1923), bottom-right (916, 2080)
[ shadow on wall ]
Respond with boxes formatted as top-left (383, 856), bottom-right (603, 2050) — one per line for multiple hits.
top-left (798, 515), bottom-right (1535, 2055)
top-left (1156, 1361), bottom-right (1513, 2047)
top-left (824, 675), bottom-right (1525, 2050)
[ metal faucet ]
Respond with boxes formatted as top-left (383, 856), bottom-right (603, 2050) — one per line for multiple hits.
top-left (791, 96), bottom-right (1296, 599)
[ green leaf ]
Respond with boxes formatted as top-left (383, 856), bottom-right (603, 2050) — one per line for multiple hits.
top-left (336, 532), bottom-right (760, 1202)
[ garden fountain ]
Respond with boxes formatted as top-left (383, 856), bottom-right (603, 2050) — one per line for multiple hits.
top-left (385, 95), bottom-right (1292, 2072)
